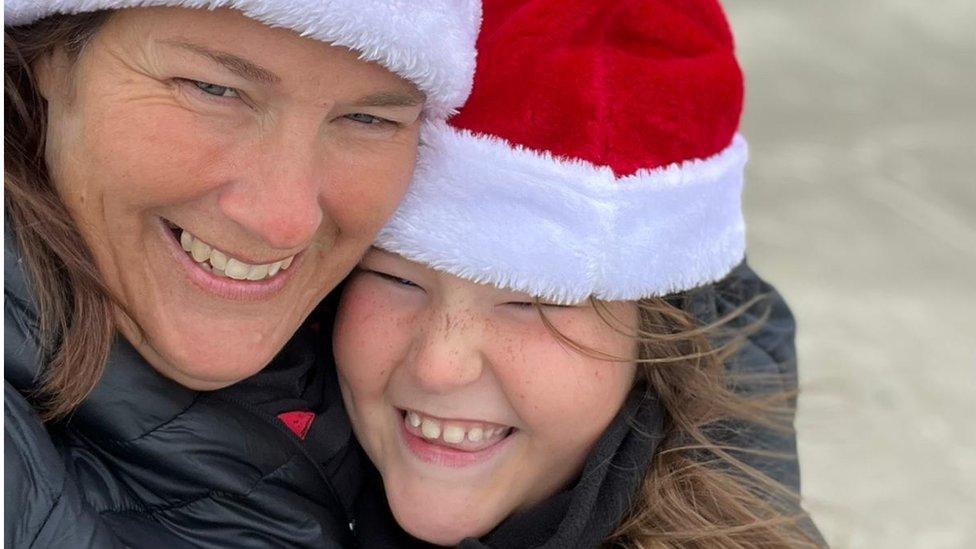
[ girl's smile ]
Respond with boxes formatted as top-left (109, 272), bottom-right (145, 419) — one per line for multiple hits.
top-left (398, 408), bottom-right (517, 469)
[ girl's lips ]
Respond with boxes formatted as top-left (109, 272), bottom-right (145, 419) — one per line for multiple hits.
top-left (398, 412), bottom-right (515, 469)
top-left (159, 218), bottom-right (301, 301)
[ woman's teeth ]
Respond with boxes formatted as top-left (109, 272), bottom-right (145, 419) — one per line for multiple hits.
top-left (179, 229), bottom-right (294, 281)
top-left (405, 410), bottom-right (510, 446)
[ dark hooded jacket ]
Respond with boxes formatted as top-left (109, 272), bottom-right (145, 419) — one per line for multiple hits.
top-left (4, 228), bottom-right (360, 548)
top-left (352, 260), bottom-right (825, 548)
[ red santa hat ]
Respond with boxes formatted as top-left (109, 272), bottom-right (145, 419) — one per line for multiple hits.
top-left (376, 0), bottom-right (749, 304)
top-left (4, 0), bottom-right (481, 119)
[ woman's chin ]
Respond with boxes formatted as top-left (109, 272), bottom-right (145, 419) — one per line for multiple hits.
top-left (121, 320), bottom-right (280, 390)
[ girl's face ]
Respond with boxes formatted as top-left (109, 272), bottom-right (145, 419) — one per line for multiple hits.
top-left (38, 8), bottom-right (424, 389)
top-left (334, 249), bottom-right (637, 545)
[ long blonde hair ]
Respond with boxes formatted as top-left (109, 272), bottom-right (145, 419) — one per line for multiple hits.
top-left (539, 290), bottom-right (821, 548)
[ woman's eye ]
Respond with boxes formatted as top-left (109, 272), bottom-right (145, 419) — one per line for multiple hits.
top-left (343, 113), bottom-right (395, 126)
top-left (190, 80), bottom-right (239, 99)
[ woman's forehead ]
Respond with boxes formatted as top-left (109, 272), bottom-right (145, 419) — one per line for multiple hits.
top-left (101, 8), bottom-right (421, 97)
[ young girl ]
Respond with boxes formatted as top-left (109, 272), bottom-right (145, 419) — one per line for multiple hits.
top-left (334, 0), bottom-right (823, 546)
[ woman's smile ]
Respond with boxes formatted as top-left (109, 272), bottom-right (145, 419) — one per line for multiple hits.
top-left (161, 217), bottom-right (302, 301)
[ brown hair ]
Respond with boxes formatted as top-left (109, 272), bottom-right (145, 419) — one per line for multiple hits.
top-left (5, 12), bottom-right (115, 421)
top-left (538, 293), bottom-right (822, 548)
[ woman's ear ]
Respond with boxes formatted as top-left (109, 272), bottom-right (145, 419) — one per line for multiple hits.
top-left (33, 49), bottom-right (70, 103)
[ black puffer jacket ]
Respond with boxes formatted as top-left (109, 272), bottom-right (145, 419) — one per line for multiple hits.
top-left (4, 229), bottom-right (359, 548)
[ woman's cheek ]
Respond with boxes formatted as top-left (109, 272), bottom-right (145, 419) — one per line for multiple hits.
top-left (319, 135), bottom-right (419, 235)
top-left (86, 101), bottom-right (241, 203)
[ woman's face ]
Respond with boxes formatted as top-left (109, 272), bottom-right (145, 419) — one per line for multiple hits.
top-left (38, 8), bottom-right (424, 389)
top-left (334, 249), bottom-right (637, 545)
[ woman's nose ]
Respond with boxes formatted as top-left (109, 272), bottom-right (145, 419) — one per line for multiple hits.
top-left (218, 123), bottom-right (325, 250)
top-left (407, 310), bottom-right (486, 394)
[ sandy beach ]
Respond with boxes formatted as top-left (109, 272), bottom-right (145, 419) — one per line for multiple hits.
top-left (726, 1), bottom-right (976, 547)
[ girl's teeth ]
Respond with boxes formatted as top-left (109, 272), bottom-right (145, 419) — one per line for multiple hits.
top-left (421, 419), bottom-right (441, 440)
top-left (177, 228), bottom-right (295, 282)
top-left (407, 411), bottom-right (510, 446)
top-left (442, 426), bottom-right (465, 444)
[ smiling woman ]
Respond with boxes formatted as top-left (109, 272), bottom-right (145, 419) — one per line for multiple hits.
top-left (3, 1), bottom-right (479, 546)
top-left (33, 7), bottom-right (435, 391)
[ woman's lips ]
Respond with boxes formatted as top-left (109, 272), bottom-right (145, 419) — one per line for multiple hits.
top-left (159, 218), bottom-right (301, 301)
top-left (398, 408), bottom-right (516, 468)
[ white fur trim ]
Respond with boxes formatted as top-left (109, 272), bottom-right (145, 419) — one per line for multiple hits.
top-left (376, 122), bottom-right (748, 304)
top-left (4, 0), bottom-right (480, 118)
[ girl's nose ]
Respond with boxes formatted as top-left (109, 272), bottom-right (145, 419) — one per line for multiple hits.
top-left (406, 310), bottom-right (487, 394)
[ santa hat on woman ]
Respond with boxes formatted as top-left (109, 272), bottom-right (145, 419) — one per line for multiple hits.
top-left (4, 0), bottom-right (481, 119)
top-left (377, 0), bottom-right (749, 304)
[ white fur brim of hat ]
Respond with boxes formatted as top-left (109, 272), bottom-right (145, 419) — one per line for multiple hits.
top-left (376, 121), bottom-right (749, 304)
top-left (4, 0), bottom-right (481, 119)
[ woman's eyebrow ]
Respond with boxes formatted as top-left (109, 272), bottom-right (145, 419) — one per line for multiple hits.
top-left (350, 90), bottom-right (426, 108)
top-left (159, 39), bottom-right (281, 85)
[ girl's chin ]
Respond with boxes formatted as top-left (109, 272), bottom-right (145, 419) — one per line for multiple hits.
top-left (386, 482), bottom-right (501, 545)
top-left (395, 513), bottom-right (488, 546)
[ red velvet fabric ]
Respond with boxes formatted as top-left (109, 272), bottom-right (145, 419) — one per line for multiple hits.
top-left (450, 0), bottom-right (743, 177)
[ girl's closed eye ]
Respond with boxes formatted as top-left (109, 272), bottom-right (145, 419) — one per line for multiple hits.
top-left (503, 299), bottom-right (573, 310)
top-left (358, 267), bottom-right (424, 291)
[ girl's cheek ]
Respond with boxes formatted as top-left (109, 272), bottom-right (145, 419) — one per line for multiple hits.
top-left (489, 311), bottom-right (636, 438)
top-left (335, 278), bottom-right (417, 383)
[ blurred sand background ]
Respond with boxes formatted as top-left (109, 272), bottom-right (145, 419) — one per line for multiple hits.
top-left (725, 1), bottom-right (976, 547)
